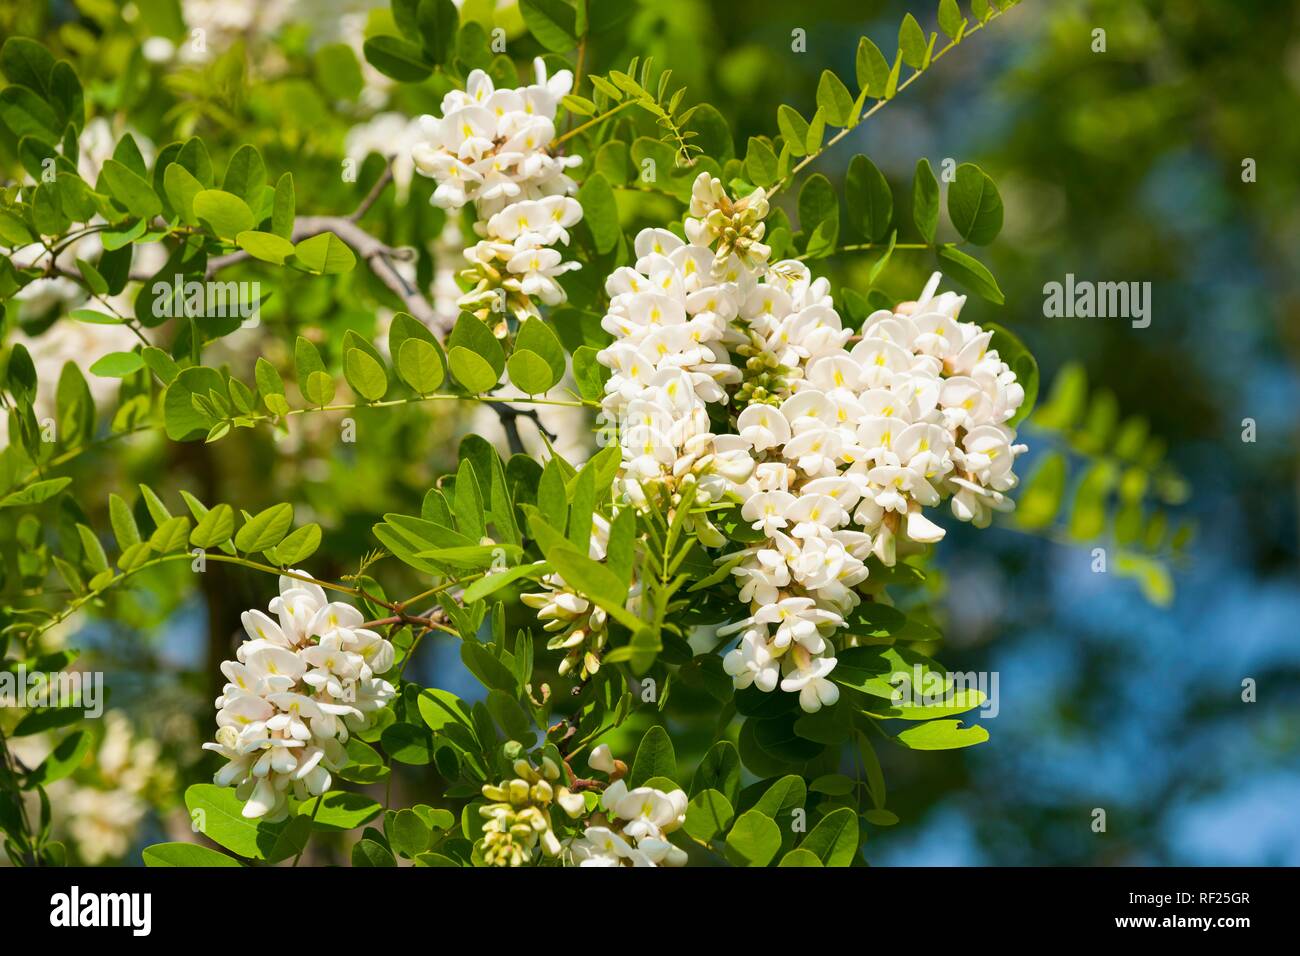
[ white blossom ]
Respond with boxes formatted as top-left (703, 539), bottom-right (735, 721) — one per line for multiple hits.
top-left (202, 571), bottom-right (395, 821)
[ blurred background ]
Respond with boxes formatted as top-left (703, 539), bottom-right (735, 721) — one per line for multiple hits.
top-left (2, 0), bottom-right (1296, 865)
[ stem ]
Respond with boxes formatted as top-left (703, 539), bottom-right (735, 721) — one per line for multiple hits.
top-left (553, 99), bottom-right (636, 148)
top-left (797, 241), bottom-right (931, 261)
top-left (0, 726), bottom-right (37, 866)
top-left (27, 552), bottom-right (361, 640)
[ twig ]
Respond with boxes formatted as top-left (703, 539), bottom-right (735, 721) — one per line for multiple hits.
top-left (350, 160), bottom-right (395, 222)
top-left (487, 402), bottom-right (558, 456)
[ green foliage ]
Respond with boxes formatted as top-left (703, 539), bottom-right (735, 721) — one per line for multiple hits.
top-left (0, 0), bottom-right (1167, 873)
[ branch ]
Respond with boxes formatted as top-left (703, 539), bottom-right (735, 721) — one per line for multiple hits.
top-left (204, 159), bottom-right (450, 334)
top-left (487, 402), bottom-right (559, 457)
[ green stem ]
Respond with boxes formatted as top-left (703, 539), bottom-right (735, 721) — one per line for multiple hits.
top-left (796, 242), bottom-right (931, 262)
top-left (28, 551), bottom-right (362, 640)
top-left (553, 99), bottom-right (636, 148)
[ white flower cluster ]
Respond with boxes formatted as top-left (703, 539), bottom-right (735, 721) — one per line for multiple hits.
top-left (412, 59), bottom-right (583, 324)
top-left (567, 745), bottom-right (689, 867)
top-left (202, 572), bottom-right (396, 821)
top-left (521, 514), bottom-right (613, 680)
top-left (596, 227), bottom-right (752, 538)
top-left (593, 173), bottom-right (1027, 714)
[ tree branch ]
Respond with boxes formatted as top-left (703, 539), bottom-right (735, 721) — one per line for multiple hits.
top-left (204, 159), bottom-right (451, 333)
top-left (487, 402), bottom-right (559, 457)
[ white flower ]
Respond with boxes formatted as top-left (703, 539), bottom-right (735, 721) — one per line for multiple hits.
top-left (203, 571), bottom-right (395, 820)
top-left (567, 776), bottom-right (689, 867)
top-left (590, 173), bottom-right (1028, 718)
top-left (780, 647), bottom-right (841, 713)
top-left (588, 743), bottom-right (616, 774)
top-left (412, 59), bottom-right (585, 321)
top-left (723, 628), bottom-right (780, 693)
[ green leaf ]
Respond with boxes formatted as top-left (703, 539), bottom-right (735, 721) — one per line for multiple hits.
top-left (0, 477), bottom-right (72, 509)
top-left (389, 808), bottom-right (432, 858)
top-left (416, 688), bottom-right (473, 733)
top-left (266, 523), bottom-right (321, 565)
top-left (845, 154), bottom-right (892, 242)
top-left (856, 36), bottom-right (891, 98)
top-left (1015, 450), bottom-right (1067, 530)
top-left (798, 172), bottom-right (839, 258)
top-left (149, 515), bottom-right (191, 553)
top-left (362, 35), bottom-right (432, 82)
top-left (381, 723), bottom-right (434, 765)
top-left (577, 171), bottom-right (619, 253)
top-left (448, 313), bottom-right (504, 392)
top-left (221, 144), bottom-right (266, 211)
top-left (460, 561), bottom-right (548, 603)
top-left (684, 789), bottom-right (735, 842)
top-left (506, 350), bottom-right (554, 395)
top-left (143, 842), bottom-right (241, 867)
top-left (515, 312), bottom-right (567, 382)
top-left (88, 350), bottom-right (144, 378)
top-left (0, 85), bottom-right (61, 141)
top-left (778, 848), bottom-right (824, 867)
top-left (691, 740), bottom-right (741, 804)
top-left (816, 70), bottom-right (855, 127)
top-left (449, 348), bottom-right (496, 393)
top-left (191, 503), bottom-right (235, 549)
top-left (292, 232), bottom-right (356, 274)
top-left (176, 137), bottom-right (214, 186)
top-left (895, 719), bottom-right (990, 750)
top-left (26, 730), bottom-right (90, 786)
top-left (397, 338), bottom-right (445, 394)
top-left (798, 806), bottom-right (859, 866)
top-left (164, 366), bottom-right (226, 440)
top-left (0, 209), bottom-right (35, 246)
top-left (744, 137), bottom-right (778, 188)
top-left (810, 773), bottom-right (856, 795)
top-left (936, 245), bottom-right (1004, 304)
top-left (141, 346), bottom-right (180, 384)
top-left (299, 791), bottom-right (383, 831)
top-left (899, 13), bottom-right (928, 68)
top-left (352, 838), bottom-right (397, 867)
top-left (234, 502), bottom-right (294, 553)
top-left (939, 0), bottom-right (967, 39)
top-left (235, 230), bottom-right (295, 265)
top-left (193, 189), bottom-right (254, 240)
top-left (520, 0), bottom-right (578, 53)
top-left (947, 163), bottom-right (1003, 245)
top-left (571, 346), bottom-right (609, 402)
top-left (629, 725), bottom-right (676, 786)
top-left (101, 159), bottom-right (161, 219)
top-left (184, 784), bottom-right (287, 860)
top-left (776, 105), bottom-right (809, 157)
top-left (753, 774), bottom-right (807, 820)
top-left (272, 172), bottom-right (295, 238)
top-left (724, 810), bottom-right (781, 867)
top-left (986, 322), bottom-right (1038, 426)
top-left (1, 37), bottom-right (55, 95)
top-left (912, 158), bottom-right (939, 244)
top-left (109, 493), bottom-right (140, 548)
top-left (345, 347), bottom-right (388, 401)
